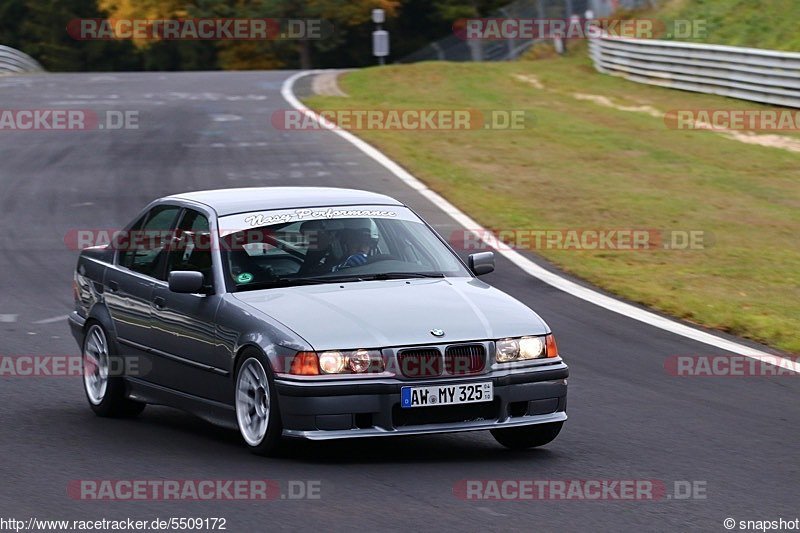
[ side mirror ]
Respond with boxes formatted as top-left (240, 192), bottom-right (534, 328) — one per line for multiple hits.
top-left (468, 251), bottom-right (495, 276)
top-left (168, 271), bottom-right (206, 294)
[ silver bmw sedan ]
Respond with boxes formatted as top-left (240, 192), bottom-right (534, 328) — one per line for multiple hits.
top-left (70, 187), bottom-right (568, 455)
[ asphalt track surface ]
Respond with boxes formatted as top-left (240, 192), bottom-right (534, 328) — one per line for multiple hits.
top-left (0, 71), bottom-right (797, 532)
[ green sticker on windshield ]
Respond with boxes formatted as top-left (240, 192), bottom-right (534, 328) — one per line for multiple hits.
top-left (237, 273), bottom-right (254, 284)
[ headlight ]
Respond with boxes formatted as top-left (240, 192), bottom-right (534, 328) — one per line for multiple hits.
top-left (319, 351), bottom-right (345, 374)
top-left (495, 334), bottom-right (556, 363)
top-left (496, 338), bottom-right (520, 362)
top-left (349, 349), bottom-right (373, 373)
top-left (290, 349), bottom-right (384, 375)
top-left (519, 336), bottom-right (545, 359)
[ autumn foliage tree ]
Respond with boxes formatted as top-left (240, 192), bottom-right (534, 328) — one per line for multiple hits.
top-left (2, 0), bottom-right (509, 70)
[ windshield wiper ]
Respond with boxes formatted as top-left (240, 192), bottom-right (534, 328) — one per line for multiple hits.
top-left (236, 278), bottom-right (328, 290)
top-left (236, 272), bottom-right (444, 291)
top-left (238, 275), bottom-right (366, 290)
top-left (360, 272), bottom-right (446, 280)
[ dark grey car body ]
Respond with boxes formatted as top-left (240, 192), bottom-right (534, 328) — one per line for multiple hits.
top-left (69, 187), bottom-right (568, 440)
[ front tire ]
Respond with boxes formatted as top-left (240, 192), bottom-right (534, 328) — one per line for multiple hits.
top-left (235, 350), bottom-right (283, 456)
top-left (82, 322), bottom-right (145, 418)
top-left (491, 422), bottom-right (563, 450)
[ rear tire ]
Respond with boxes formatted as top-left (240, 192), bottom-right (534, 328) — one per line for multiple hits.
top-left (234, 349), bottom-right (284, 456)
top-left (491, 422), bottom-right (563, 450)
top-left (82, 322), bottom-right (146, 418)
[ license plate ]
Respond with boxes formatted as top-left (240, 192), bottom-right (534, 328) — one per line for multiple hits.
top-left (401, 382), bottom-right (493, 408)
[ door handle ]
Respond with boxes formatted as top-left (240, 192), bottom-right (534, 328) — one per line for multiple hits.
top-left (107, 280), bottom-right (119, 293)
top-left (153, 296), bottom-right (166, 309)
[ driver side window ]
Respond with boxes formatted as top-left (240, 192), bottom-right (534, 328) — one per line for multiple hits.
top-left (119, 205), bottom-right (180, 280)
top-left (166, 209), bottom-right (213, 286)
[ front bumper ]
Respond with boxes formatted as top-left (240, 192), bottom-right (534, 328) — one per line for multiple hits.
top-left (275, 363), bottom-right (568, 440)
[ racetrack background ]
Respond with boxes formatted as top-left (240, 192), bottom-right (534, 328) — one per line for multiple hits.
top-left (0, 70), bottom-right (797, 530)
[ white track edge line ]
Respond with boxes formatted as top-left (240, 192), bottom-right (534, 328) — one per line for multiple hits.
top-left (281, 69), bottom-right (798, 372)
top-left (32, 315), bottom-right (68, 325)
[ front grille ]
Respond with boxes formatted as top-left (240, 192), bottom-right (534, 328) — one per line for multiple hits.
top-left (396, 344), bottom-right (487, 378)
top-left (397, 348), bottom-right (442, 378)
top-left (392, 399), bottom-right (500, 427)
top-left (445, 344), bottom-right (486, 375)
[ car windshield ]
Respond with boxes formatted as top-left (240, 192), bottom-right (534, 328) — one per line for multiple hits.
top-left (217, 205), bottom-right (470, 291)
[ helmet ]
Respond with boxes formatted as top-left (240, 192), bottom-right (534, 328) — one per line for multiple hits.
top-left (339, 218), bottom-right (379, 250)
top-left (339, 217), bottom-right (379, 239)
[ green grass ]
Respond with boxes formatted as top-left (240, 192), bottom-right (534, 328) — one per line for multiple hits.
top-left (304, 53), bottom-right (800, 353)
top-left (630, 0), bottom-right (800, 51)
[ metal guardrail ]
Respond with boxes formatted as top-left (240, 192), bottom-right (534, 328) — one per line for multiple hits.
top-left (401, 0), bottom-right (591, 63)
top-left (400, 0), bottom-right (656, 63)
top-left (0, 45), bottom-right (43, 74)
top-left (589, 35), bottom-right (800, 108)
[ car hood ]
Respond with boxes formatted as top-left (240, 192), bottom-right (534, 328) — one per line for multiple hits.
top-left (232, 277), bottom-right (548, 350)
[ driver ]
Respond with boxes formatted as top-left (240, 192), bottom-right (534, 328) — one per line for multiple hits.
top-left (334, 226), bottom-right (375, 271)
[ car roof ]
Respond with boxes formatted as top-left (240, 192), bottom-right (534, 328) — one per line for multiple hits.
top-left (166, 187), bottom-right (404, 216)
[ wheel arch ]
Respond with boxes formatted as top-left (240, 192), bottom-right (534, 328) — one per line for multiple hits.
top-left (84, 304), bottom-right (120, 350)
top-left (233, 342), bottom-right (271, 378)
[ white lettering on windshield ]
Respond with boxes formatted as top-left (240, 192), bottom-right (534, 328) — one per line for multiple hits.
top-left (244, 208), bottom-right (398, 227)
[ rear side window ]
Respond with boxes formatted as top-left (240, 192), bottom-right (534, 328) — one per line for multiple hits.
top-left (118, 205), bottom-right (181, 280)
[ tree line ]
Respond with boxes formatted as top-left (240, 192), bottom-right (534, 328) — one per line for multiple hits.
top-left (0, 0), bottom-right (508, 71)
